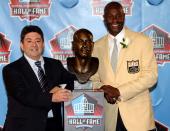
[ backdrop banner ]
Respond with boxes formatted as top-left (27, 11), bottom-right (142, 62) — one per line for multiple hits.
top-left (0, 0), bottom-right (170, 130)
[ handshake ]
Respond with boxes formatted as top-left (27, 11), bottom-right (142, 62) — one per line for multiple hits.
top-left (100, 85), bottom-right (120, 104)
top-left (50, 86), bottom-right (72, 103)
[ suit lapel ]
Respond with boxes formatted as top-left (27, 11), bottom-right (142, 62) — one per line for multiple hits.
top-left (103, 35), bottom-right (111, 66)
top-left (43, 58), bottom-right (55, 91)
top-left (116, 28), bottom-right (133, 72)
top-left (101, 34), bottom-right (127, 75)
top-left (20, 56), bottom-right (41, 90)
top-left (99, 35), bottom-right (116, 76)
top-left (44, 58), bottom-right (50, 77)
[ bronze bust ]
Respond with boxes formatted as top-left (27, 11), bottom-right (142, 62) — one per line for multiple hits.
top-left (67, 28), bottom-right (99, 84)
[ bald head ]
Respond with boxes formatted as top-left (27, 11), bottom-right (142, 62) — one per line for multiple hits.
top-left (72, 28), bottom-right (94, 58)
top-left (73, 29), bottom-right (93, 41)
top-left (104, 2), bottom-right (124, 14)
top-left (103, 2), bottom-right (125, 36)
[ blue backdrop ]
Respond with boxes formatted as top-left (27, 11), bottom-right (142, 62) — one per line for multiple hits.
top-left (0, 0), bottom-right (169, 130)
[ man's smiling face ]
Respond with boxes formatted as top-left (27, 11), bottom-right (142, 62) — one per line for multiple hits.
top-left (103, 4), bottom-right (125, 36)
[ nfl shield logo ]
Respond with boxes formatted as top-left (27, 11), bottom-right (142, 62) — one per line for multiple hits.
top-left (127, 60), bottom-right (140, 74)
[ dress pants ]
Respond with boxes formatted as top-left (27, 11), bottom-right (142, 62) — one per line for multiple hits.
top-left (116, 109), bottom-right (127, 131)
top-left (45, 117), bottom-right (63, 131)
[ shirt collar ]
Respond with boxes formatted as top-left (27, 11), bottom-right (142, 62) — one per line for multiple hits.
top-left (24, 54), bottom-right (44, 68)
top-left (108, 28), bottom-right (125, 42)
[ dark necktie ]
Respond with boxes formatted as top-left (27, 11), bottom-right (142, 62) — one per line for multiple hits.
top-left (35, 61), bottom-right (48, 92)
top-left (111, 38), bottom-right (118, 72)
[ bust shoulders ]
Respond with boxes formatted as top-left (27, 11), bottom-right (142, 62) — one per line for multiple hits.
top-left (67, 57), bottom-right (99, 83)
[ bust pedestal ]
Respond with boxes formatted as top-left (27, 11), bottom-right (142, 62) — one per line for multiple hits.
top-left (64, 89), bottom-right (104, 131)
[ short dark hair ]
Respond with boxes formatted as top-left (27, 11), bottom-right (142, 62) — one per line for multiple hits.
top-left (20, 25), bottom-right (44, 42)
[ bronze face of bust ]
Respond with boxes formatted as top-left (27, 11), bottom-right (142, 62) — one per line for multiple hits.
top-left (67, 29), bottom-right (99, 84)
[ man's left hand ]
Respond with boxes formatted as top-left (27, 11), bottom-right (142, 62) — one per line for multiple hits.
top-left (100, 85), bottom-right (120, 100)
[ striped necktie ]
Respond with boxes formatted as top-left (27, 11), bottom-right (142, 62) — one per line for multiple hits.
top-left (35, 61), bottom-right (48, 92)
top-left (111, 38), bottom-right (118, 72)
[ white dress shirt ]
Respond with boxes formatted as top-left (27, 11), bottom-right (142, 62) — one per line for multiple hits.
top-left (24, 54), bottom-right (45, 82)
top-left (108, 28), bottom-right (125, 60)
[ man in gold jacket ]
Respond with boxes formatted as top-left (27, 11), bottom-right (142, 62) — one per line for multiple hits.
top-left (91, 1), bottom-right (158, 131)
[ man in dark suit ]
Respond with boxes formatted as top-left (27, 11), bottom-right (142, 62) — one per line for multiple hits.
top-left (2, 25), bottom-right (75, 131)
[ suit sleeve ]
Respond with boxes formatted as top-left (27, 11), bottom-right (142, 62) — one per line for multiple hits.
top-left (56, 61), bottom-right (75, 91)
top-left (90, 71), bottom-right (104, 89)
top-left (118, 36), bottom-right (158, 101)
top-left (3, 66), bottom-right (52, 109)
top-left (90, 44), bottom-right (104, 89)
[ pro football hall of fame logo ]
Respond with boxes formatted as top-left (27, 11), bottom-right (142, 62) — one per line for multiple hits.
top-left (9, 0), bottom-right (51, 21)
top-left (0, 33), bottom-right (11, 64)
top-left (64, 92), bottom-right (104, 131)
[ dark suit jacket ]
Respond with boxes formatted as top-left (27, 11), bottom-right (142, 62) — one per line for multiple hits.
top-left (2, 56), bottom-right (75, 131)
